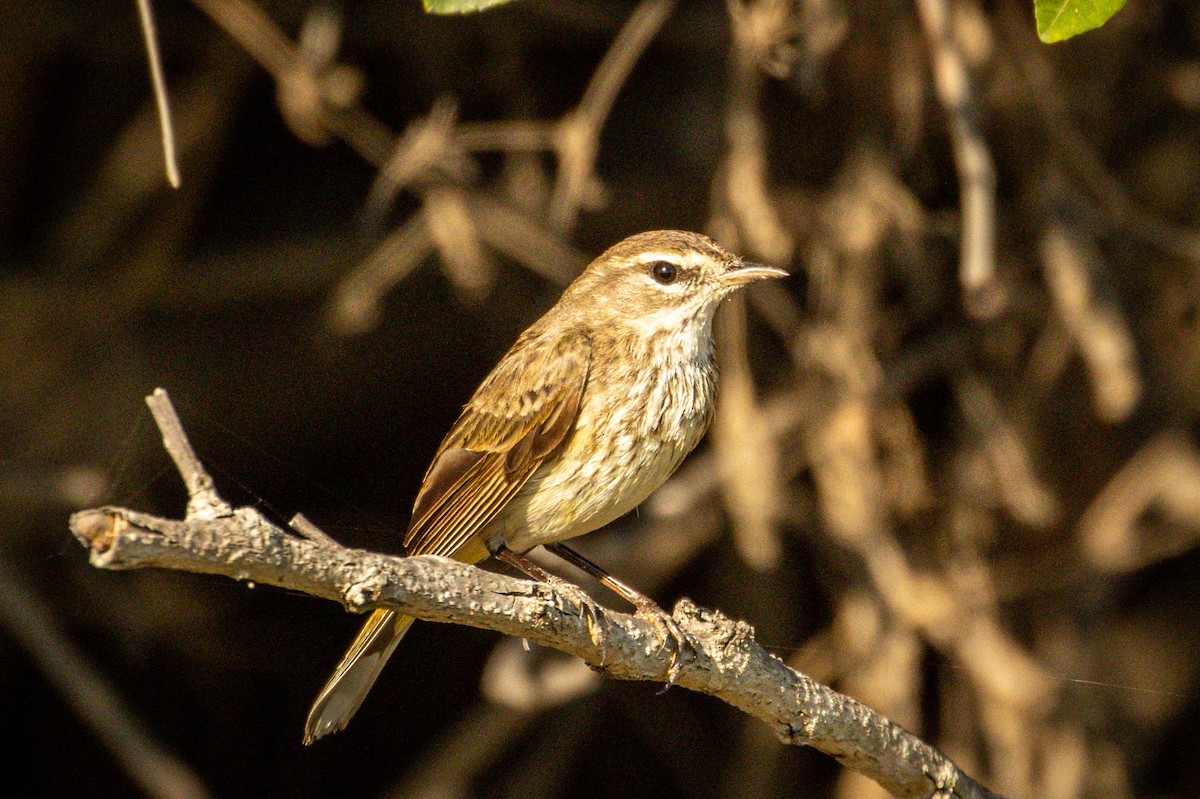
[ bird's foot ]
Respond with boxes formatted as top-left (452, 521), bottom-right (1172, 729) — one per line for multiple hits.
top-left (491, 547), bottom-right (605, 656)
top-left (631, 597), bottom-right (694, 686)
top-left (541, 576), bottom-right (604, 649)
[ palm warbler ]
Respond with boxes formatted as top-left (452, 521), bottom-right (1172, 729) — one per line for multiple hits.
top-left (304, 230), bottom-right (786, 743)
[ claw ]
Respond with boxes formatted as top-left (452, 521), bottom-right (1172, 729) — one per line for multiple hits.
top-left (543, 577), bottom-right (606, 655)
top-left (580, 602), bottom-right (608, 666)
top-left (632, 599), bottom-right (694, 686)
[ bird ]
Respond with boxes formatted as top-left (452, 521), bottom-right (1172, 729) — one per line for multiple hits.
top-left (304, 230), bottom-right (787, 744)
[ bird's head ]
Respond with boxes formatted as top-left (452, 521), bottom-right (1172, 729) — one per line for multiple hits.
top-left (560, 230), bottom-right (788, 334)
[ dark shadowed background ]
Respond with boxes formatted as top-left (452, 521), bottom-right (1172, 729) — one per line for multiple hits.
top-left (3, 0), bottom-right (1200, 797)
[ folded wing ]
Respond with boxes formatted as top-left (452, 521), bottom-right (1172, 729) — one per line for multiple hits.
top-left (403, 330), bottom-right (591, 558)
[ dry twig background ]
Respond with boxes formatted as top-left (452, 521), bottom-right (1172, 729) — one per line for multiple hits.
top-left (3, 0), bottom-right (1200, 797)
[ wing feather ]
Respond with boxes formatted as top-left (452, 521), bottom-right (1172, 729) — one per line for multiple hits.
top-left (414, 461), bottom-right (514, 558)
top-left (403, 330), bottom-right (591, 558)
top-left (410, 461), bottom-right (504, 557)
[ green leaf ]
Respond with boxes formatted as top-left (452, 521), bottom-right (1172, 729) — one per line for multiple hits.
top-left (423, 0), bottom-right (519, 14)
top-left (1034, 0), bottom-right (1127, 43)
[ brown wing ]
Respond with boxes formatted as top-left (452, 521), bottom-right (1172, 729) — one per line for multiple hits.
top-left (402, 329), bottom-right (591, 558)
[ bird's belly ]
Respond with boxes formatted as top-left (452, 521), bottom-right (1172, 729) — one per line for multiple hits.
top-left (490, 361), bottom-right (713, 553)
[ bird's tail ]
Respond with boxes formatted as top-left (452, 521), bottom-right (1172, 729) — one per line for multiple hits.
top-left (303, 609), bottom-right (414, 744)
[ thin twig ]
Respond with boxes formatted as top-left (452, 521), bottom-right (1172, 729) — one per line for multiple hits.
top-left (423, 184), bottom-right (495, 301)
top-left (456, 120), bottom-right (558, 152)
top-left (145, 388), bottom-right (230, 519)
top-left (289, 513), bottom-right (341, 547)
top-left (136, 0), bottom-right (181, 188)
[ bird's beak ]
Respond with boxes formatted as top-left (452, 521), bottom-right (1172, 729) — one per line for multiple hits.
top-left (720, 261), bottom-right (789, 286)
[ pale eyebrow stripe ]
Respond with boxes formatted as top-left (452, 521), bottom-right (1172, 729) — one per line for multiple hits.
top-left (634, 252), bottom-right (687, 264)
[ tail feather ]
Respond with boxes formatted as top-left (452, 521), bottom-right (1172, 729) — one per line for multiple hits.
top-left (303, 609), bottom-right (414, 744)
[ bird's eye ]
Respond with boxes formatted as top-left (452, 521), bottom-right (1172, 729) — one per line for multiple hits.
top-left (650, 261), bottom-right (678, 284)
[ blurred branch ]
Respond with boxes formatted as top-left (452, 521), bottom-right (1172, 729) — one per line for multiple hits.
top-left (135, 0), bottom-right (180, 187)
top-left (188, 0), bottom-right (389, 159)
top-left (913, 0), bottom-right (999, 316)
top-left (713, 295), bottom-right (784, 570)
top-left (364, 0), bottom-right (679, 235)
top-left (69, 389), bottom-right (1002, 799)
top-left (547, 0), bottom-right (678, 232)
top-left (325, 215), bottom-right (433, 336)
top-left (1038, 220), bottom-right (1141, 423)
top-left (704, 0), bottom-right (800, 573)
top-left (186, 0), bottom-right (671, 325)
top-left (423, 184), bottom-right (496, 301)
top-left (187, 0), bottom-right (579, 322)
top-left (1080, 431), bottom-right (1200, 572)
top-left (797, 155), bottom-right (1060, 793)
top-left (466, 191), bottom-right (588, 283)
top-left (324, 190), bottom-right (587, 335)
top-left (364, 95), bottom-right (475, 225)
top-left (0, 553), bottom-right (212, 799)
top-left (953, 374), bottom-right (1059, 529)
top-left (713, 0), bottom-right (796, 264)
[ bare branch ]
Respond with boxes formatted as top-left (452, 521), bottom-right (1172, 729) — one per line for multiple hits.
top-left (1080, 432), bottom-right (1200, 572)
top-left (1039, 222), bottom-right (1142, 423)
top-left (136, 0), bottom-right (181, 188)
top-left (69, 503), bottom-right (1000, 799)
top-left (548, 0), bottom-right (678, 232)
top-left (68, 389), bottom-right (1003, 799)
top-left (913, 0), bottom-right (999, 317)
top-left (288, 513), bottom-right (341, 547)
top-left (145, 388), bottom-right (230, 520)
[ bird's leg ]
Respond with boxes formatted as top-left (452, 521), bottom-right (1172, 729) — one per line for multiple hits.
top-left (493, 546), bottom-right (603, 649)
top-left (545, 543), bottom-right (692, 684)
top-left (494, 546), bottom-right (558, 584)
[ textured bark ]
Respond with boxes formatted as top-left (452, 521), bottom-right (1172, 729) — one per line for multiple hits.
top-left (66, 389), bottom-right (1002, 799)
top-left (70, 504), bottom-right (998, 799)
